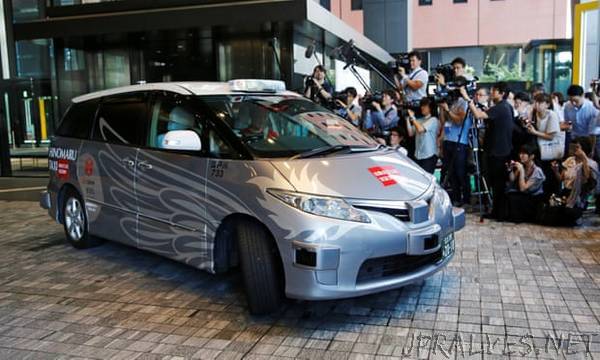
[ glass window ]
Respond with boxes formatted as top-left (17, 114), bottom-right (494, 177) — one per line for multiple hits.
top-left (419, 0), bottom-right (432, 5)
top-left (147, 94), bottom-right (237, 158)
top-left (48, 0), bottom-right (123, 6)
top-left (208, 128), bottom-right (234, 158)
top-left (63, 48), bottom-right (85, 71)
top-left (93, 94), bottom-right (147, 145)
top-left (351, 0), bottom-right (363, 10)
top-left (202, 95), bottom-right (377, 158)
top-left (453, 0), bottom-right (467, 3)
top-left (12, 0), bottom-right (39, 22)
top-left (55, 99), bottom-right (99, 139)
top-left (147, 94), bottom-right (204, 150)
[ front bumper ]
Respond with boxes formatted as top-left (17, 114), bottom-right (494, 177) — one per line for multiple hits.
top-left (453, 206), bottom-right (466, 231)
top-left (284, 205), bottom-right (463, 301)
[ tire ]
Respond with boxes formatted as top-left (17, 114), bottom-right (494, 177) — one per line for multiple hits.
top-left (236, 220), bottom-right (283, 315)
top-left (62, 189), bottom-right (101, 249)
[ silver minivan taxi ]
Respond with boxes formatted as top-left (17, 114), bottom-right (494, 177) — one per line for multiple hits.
top-left (40, 79), bottom-right (465, 314)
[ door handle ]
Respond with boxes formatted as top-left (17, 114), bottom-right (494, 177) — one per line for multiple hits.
top-left (137, 161), bottom-right (153, 170)
top-left (121, 159), bottom-right (135, 168)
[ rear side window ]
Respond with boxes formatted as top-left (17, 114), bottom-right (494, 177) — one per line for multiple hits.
top-left (55, 99), bottom-right (99, 139)
top-left (92, 93), bottom-right (147, 146)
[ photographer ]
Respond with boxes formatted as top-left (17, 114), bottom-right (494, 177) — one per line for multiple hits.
top-left (364, 90), bottom-right (399, 134)
top-left (304, 65), bottom-right (333, 105)
top-left (438, 73), bottom-right (472, 207)
top-left (461, 82), bottom-right (514, 221)
top-left (377, 126), bottom-right (409, 156)
top-left (395, 51), bottom-right (428, 102)
top-left (406, 97), bottom-right (440, 174)
top-left (335, 87), bottom-right (362, 127)
top-left (434, 57), bottom-right (472, 87)
top-left (544, 137), bottom-right (598, 226)
top-left (505, 145), bottom-right (546, 223)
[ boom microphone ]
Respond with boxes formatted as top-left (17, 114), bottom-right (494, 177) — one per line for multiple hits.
top-left (305, 41), bottom-right (315, 59)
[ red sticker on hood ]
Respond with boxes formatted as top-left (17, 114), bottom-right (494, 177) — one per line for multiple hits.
top-left (368, 166), bottom-right (400, 187)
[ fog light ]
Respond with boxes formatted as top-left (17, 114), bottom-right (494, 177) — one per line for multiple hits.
top-left (295, 248), bottom-right (317, 267)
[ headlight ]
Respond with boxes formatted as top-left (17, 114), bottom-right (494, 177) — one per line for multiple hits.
top-left (267, 189), bottom-right (371, 223)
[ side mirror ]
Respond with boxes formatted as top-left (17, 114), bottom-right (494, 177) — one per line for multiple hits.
top-left (161, 130), bottom-right (202, 151)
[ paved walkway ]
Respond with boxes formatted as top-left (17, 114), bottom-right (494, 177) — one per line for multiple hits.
top-left (0, 201), bottom-right (599, 359)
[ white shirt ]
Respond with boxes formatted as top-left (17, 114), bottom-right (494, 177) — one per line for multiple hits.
top-left (402, 67), bottom-right (429, 102)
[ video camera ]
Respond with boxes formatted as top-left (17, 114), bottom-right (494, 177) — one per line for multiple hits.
top-left (304, 75), bottom-right (317, 88)
top-left (433, 77), bottom-right (478, 103)
top-left (387, 53), bottom-right (411, 75)
top-left (362, 92), bottom-right (384, 111)
top-left (397, 99), bottom-right (421, 119)
top-left (329, 92), bottom-right (350, 110)
top-left (429, 63), bottom-right (478, 103)
top-left (429, 63), bottom-right (455, 84)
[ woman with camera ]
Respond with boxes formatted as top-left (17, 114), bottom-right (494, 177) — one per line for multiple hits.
top-left (526, 93), bottom-right (563, 198)
top-left (406, 97), bottom-right (439, 174)
top-left (505, 145), bottom-right (546, 223)
top-left (543, 137), bottom-right (598, 226)
top-left (304, 65), bottom-right (333, 105)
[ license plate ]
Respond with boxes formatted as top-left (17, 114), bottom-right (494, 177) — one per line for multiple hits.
top-left (442, 232), bottom-right (455, 258)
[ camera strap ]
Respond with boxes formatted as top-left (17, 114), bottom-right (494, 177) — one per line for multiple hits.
top-left (378, 107), bottom-right (395, 132)
top-left (409, 69), bottom-right (423, 81)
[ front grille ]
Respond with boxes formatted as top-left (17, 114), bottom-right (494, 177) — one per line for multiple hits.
top-left (354, 206), bottom-right (410, 222)
top-left (356, 250), bottom-right (443, 284)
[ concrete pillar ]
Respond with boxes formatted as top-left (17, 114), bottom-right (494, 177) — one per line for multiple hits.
top-left (363, 0), bottom-right (411, 54)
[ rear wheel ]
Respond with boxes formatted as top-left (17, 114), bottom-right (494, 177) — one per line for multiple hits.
top-left (62, 189), bottom-right (101, 249)
top-left (236, 220), bottom-right (283, 315)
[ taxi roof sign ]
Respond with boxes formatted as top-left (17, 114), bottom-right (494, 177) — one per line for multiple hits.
top-left (228, 79), bottom-right (286, 93)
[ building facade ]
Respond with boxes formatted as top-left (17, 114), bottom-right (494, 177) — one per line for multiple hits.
top-left (360, 0), bottom-right (576, 93)
top-left (0, 0), bottom-right (392, 176)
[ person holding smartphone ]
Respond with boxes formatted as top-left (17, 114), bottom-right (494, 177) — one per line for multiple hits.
top-left (563, 85), bottom-right (599, 158)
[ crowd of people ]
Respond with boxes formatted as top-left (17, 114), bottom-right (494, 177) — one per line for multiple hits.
top-left (304, 54), bottom-right (600, 226)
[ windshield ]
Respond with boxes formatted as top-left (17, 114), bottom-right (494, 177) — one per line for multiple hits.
top-left (201, 95), bottom-right (378, 158)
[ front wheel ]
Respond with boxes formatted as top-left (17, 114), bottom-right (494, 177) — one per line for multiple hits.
top-left (236, 220), bottom-right (284, 315)
top-left (62, 189), bottom-right (101, 249)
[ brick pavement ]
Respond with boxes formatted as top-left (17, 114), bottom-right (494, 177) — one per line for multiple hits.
top-left (0, 200), bottom-right (599, 359)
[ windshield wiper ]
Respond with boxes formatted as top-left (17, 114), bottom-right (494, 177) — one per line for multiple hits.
top-left (352, 144), bottom-right (386, 152)
top-left (290, 144), bottom-right (385, 160)
top-left (290, 145), bottom-right (353, 160)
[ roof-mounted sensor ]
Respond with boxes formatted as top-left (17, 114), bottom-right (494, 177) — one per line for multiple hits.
top-left (228, 79), bottom-right (286, 93)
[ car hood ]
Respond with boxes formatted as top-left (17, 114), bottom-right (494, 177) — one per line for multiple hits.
top-left (270, 149), bottom-right (434, 201)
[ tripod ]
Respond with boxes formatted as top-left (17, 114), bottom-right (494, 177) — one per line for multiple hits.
top-left (468, 115), bottom-right (492, 222)
top-left (441, 106), bottom-right (491, 222)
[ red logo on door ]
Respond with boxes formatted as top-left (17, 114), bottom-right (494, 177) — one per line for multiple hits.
top-left (368, 166), bottom-right (400, 187)
top-left (84, 158), bottom-right (94, 176)
top-left (57, 159), bottom-right (69, 180)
